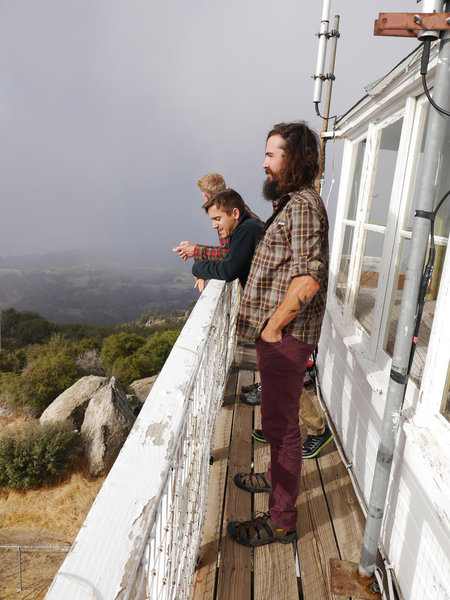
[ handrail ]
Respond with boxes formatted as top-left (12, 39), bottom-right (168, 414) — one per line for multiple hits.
top-left (45, 280), bottom-right (240, 600)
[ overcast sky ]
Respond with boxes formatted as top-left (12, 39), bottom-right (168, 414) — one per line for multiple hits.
top-left (0, 1), bottom-right (417, 264)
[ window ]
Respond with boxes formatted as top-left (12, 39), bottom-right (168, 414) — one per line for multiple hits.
top-left (354, 118), bottom-right (403, 335)
top-left (383, 109), bottom-right (449, 386)
top-left (334, 140), bottom-right (365, 305)
top-left (441, 364), bottom-right (450, 424)
top-left (332, 97), bottom-right (449, 391)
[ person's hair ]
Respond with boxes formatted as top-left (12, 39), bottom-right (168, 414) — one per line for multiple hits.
top-left (197, 173), bottom-right (226, 197)
top-left (202, 188), bottom-right (246, 216)
top-left (267, 121), bottom-right (319, 193)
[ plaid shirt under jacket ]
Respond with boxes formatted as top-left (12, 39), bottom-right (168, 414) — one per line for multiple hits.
top-left (193, 204), bottom-right (262, 262)
top-left (237, 186), bottom-right (329, 346)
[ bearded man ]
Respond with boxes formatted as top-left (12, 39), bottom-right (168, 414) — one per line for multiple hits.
top-left (228, 121), bottom-right (329, 547)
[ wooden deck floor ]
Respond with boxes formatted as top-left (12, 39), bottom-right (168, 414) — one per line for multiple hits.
top-left (193, 347), bottom-right (367, 600)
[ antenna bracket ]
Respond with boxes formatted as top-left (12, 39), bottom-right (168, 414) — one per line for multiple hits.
top-left (374, 12), bottom-right (450, 37)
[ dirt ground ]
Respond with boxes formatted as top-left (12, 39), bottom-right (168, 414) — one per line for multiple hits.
top-left (0, 530), bottom-right (70, 600)
top-left (0, 415), bottom-right (105, 600)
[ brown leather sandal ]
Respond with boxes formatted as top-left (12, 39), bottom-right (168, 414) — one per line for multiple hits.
top-left (233, 472), bottom-right (271, 493)
top-left (227, 512), bottom-right (297, 547)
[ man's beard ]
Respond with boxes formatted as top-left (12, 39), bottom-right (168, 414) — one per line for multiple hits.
top-left (262, 176), bottom-right (280, 202)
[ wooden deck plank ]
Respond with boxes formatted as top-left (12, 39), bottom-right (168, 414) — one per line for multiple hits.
top-left (317, 445), bottom-right (365, 564)
top-left (297, 453), bottom-right (342, 600)
top-left (195, 358), bottom-right (368, 600)
top-left (216, 370), bottom-right (253, 600)
top-left (253, 405), bottom-right (300, 600)
top-left (193, 369), bottom-right (238, 600)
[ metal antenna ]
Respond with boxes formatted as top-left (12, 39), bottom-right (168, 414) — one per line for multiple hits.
top-left (313, 0), bottom-right (331, 105)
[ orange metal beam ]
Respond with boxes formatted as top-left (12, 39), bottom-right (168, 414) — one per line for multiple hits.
top-left (374, 12), bottom-right (450, 38)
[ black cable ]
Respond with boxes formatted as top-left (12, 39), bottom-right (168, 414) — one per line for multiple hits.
top-left (407, 189), bottom-right (450, 375)
top-left (421, 39), bottom-right (450, 117)
top-left (314, 101), bottom-right (338, 121)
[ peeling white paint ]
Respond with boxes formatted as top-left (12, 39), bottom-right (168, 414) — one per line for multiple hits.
top-left (45, 280), bottom-right (240, 600)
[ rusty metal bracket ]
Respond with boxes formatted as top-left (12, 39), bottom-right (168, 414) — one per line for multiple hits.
top-left (374, 12), bottom-right (450, 37)
top-left (330, 559), bottom-right (382, 600)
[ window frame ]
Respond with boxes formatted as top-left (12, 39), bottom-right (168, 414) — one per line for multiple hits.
top-left (329, 94), bottom-right (447, 386)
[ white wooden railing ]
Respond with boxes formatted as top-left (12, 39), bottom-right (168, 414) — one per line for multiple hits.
top-left (45, 280), bottom-right (240, 600)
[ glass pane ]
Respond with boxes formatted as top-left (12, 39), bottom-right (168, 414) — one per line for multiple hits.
top-left (384, 236), bottom-right (410, 361)
top-left (354, 230), bottom-right (385, 335)
top-left (335, 224), bottom-right (355, 305)
top-left (368, 118), bottom-right (403, 226)
top-left (347, 140), bottom-right (366, 221)
top-left (433, 122), bottom-right (450, 238)
top-left (441, 364), bottom-right (450, 424)
top-left (406, 110), bottom-right (450, 233)
top-left (383, 239), bottom-right (446, 387)
top-left (405, 109), bottom-right (428, 231)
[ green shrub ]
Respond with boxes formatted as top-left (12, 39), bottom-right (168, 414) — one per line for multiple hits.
top-left (0, 349), bottom-right (27, 374)
top-left (108, 329), bottom-right (180, 387)
top-left (20, 351), bottom-right (78, 415)
top-left (0, 337), bottom-right (78, 416)
top-left (101, 332), bottom-right (146, 367)
top-left (143, 329), bottom-right (180, 372)
top-left (111, 355), bottom-right (142, 387)
top-left (0, 421), bottom-right (82, 489)
top-left (76, 337), bottom-right (102, 354)
top-left (1, 308), bottom-right (54, 350)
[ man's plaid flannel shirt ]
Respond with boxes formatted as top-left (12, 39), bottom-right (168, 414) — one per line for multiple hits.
top-left (193, 204), bottom-right (262, 262)
top-left (237, 187), bottom-right (329, 345)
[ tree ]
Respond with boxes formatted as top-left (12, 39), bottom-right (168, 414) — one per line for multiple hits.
top-left (101, 332), bottom-right (146, 367)
top-left (1, 308), bottom-right (53, 349)
top-left (0, 334), bottom-right (78, 415)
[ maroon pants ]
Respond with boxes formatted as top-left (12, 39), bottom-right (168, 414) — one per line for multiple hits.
top-left (255, 333), bottom-right (316, 531)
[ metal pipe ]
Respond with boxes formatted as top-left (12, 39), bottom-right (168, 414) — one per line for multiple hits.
top-left (317, 14), bottom-right (340, 193)
top-left (322, 15), bottom-right (339, 124)
top-left (18, 546), bottom-right (22, 593)
top-left (358, 12), bottom-right (450, 578)
top-left (313, 0), bottom-right (331, 103)
top-left (417, 0), bottom-right (444, 41)
top-left (314, 374), bottom-right (401, 600)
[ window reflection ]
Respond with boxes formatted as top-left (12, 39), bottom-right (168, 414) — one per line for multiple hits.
top-left (384, 116), bottom-right (449, 387)
top-left (368, 118), bottom-right (403, 227)
top-left (348, 141), bottom-right (366, 221)
top-left (354, 231), bottom-right (385, 335)
top-left (335, 225), bottom-right (354, 305)
top-left (441, 364), bottom-right (450, 424)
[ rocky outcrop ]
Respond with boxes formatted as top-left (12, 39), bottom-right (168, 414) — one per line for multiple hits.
top-left (126, 375), bottom-right (157, 405)
top-left (81, 377), bottom-right (136, 476)
top-left (39, 374), bottom-right (157, 477)
top-left (40, 376), bottom-right (108, 429)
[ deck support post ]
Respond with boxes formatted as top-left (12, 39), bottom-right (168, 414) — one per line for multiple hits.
top-left (359, 9), bottom-right (450, 581)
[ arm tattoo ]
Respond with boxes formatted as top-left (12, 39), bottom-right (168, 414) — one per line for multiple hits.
top-left (289, 294), bottom-right (312, 314)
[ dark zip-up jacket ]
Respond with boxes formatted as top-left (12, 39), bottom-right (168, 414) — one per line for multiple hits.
top-left (192, 210), bottom-right (263, 288)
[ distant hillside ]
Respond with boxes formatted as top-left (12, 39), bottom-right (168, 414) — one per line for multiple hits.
top-left (0, 252), bottom-right (198, 326)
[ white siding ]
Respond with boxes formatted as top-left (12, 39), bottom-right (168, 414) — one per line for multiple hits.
top-left (318, 41), bottom-right (449, 600)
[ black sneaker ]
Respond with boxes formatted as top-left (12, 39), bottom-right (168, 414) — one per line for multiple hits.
top-left (239, 385), bottom-right (261, 405)
top-left (302, 425), bottom-right (334, 459)
top-left (241, 381), bottom-right (261, 394)
top-left (252, 429), bottom-right (268, 443)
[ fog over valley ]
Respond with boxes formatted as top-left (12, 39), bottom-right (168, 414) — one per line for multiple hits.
top-left (0, 249), bottom-right (198, 325)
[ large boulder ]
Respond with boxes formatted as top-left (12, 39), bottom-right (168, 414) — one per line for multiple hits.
top-left (81, 377), bottom-right (136, 477)
top-left (40, 376), bottom-right (109, 429)
top-left (126, 375), bottom-right (158, 404)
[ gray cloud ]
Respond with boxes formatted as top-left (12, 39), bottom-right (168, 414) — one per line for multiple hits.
top-left (0, 1), bottom-right (416, 261)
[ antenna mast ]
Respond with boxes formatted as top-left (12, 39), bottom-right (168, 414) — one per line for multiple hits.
top-left (312, 0), bottom-right (340, 192)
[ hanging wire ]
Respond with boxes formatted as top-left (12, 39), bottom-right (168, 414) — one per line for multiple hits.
top-left (407, 189), bottom-right (450, 376)
top-left (314, 100), bottom-right (339, 121)
top-left (421, 39), bottom-right (450, 117)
